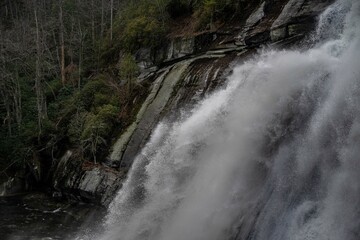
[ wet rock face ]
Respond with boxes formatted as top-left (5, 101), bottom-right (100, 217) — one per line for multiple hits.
top-left (119, 62), bottom-right (194, 168)
top-left (270, 0), bottom-right (336, 42)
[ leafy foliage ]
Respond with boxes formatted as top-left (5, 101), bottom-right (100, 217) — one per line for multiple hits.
top-left (112, 0), bottom-right (240, 51)
top-left (0, 0), bottom-right (242, 182)
top-left (112, 0), bottom-right (168, 51)
top-left (119, 53), bottom-right (140, 93)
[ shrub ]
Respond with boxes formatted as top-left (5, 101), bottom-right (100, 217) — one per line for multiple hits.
top-left (80, 104), bottom-right (119, 162)
top-left (68, 110), bottom-right (88, 144)
top-left (118, 53), bottom-right (140, 94)
top-left (78, 77), bottom-right (109, 110)
top-left (113, 0), bottom-right (168, 52)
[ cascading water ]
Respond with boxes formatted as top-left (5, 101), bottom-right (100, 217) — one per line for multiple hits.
top-left (95, 0), bottom-right (360, 239)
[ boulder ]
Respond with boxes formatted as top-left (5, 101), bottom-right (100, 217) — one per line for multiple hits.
top-left (270, 26), bottom-right (287, 42)
top-left (246, 1), bottom-right (266, 28)
top-left (167, 37), bottom-right (195, 60)
top-left (52, 151), bottom-right (124, 205)
top-left (0, 176), bottom-right (25, 196)
top-left (135, 48), bottom-right (153, 70)
top-left (245, 30), bottom-right (271, 46)
top-left (271, 0), bottom-right (305, 30)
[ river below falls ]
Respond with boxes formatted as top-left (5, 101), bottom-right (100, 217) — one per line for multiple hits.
top-left (0, 193), bottom-right (104, 240)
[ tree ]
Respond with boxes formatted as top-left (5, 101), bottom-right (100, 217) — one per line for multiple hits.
top-left (59, 0), bottom-right (66, 86)
top-left (110, 0), bottom-right (114, 41)
top-left (204, 0), bottom-right (216, 27)
top-left (0, 0), bottom-right (125, 176)
top-left (34, 4), bottom-right (47, 134)
top-left (118, 53), bottom-right (139, 94)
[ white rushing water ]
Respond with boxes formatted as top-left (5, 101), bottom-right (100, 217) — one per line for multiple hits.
top-left (97, 0), bottom-right (360, 239)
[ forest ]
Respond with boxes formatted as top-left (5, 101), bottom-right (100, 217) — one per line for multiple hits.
top-left (0, 0), bottom-right (244, 183)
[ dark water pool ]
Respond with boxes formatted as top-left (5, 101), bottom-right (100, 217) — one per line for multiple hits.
top-left (0, 193), bottom-right (105, 240)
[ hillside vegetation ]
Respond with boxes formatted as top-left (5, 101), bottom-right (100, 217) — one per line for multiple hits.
top-left (0, 0), bottom-right (244, 184)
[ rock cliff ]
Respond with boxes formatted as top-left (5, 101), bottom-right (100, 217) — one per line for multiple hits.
top-left (3, 0), bottom-right (334, 205)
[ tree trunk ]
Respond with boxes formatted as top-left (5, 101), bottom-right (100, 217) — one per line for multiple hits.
top-left (91, 0), bottom-right (95, 45)
top-left (14, 68), bottom-right (22, 128)
top-left (110, 0), bottom-right (113, 41)
top-left (78, 21), bottom-right (83, 90)
top-left (101, 0), bottom-right (105, 39)
top-left (34, 7), bottom-right (44, 134)
top-left (53, 30), bottom-right (61, 73)
top-left (59, 0), bottom-right (66, 86)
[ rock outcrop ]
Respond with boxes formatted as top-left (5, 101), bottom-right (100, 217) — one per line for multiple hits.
top-left (51, 150), bottom-right (124, 205)
top-left (51, 53), bottom-right (237, 205)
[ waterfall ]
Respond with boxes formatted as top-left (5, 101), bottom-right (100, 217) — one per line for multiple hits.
top-left (95, 0), bottom-right (360, 239)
